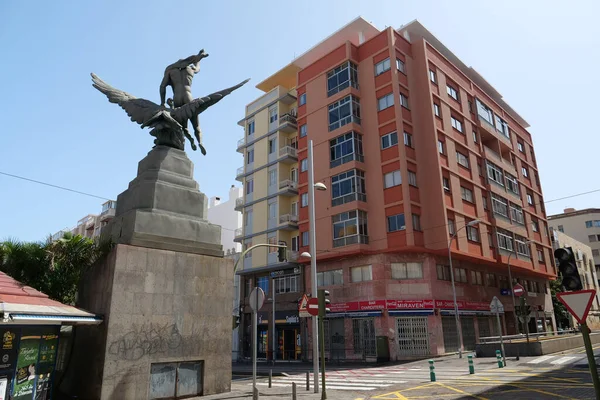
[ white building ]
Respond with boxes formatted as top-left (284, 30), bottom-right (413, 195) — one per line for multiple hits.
top-left (207, 185), bottom-right (243, 254)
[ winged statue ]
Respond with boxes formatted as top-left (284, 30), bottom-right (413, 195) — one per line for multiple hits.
top-left (91, 50), bottom-right (249, 155)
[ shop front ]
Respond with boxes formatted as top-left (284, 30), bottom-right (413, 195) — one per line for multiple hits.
top-left (257, 311), bottom-right (301, 360)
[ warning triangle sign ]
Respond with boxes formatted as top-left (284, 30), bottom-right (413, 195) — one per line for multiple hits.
top-left (557, 289), bottom-right (597, 324)
top-left (298, 294), bottom-right (310, 318)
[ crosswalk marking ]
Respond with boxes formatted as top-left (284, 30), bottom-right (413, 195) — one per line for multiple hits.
top-left (551, 356), bottom-right (578, 365)
top-left (528, 355), bottom-right (554, 364)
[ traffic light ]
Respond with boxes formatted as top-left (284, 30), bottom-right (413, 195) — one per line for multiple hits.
top-left (554, 247), bottom-right (583, 291)
top-left (277, 241), bottom-right (287, 262)
top-left (318, 289), bottom-right (330, 317)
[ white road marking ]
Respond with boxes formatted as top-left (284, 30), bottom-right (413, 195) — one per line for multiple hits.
top-left (252, 382), bottom-right (379, 391)
top-left (527, 355), bottom-right (554, 364)
top-left (551, 356), bottom-right (577, 365)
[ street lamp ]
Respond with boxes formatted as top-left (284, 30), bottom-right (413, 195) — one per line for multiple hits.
top-left (507, 239), bottom-right (533, 360)
top-left (307, 139), bottom-right (327, 393)
top-left (448, 219), bottom-right (481, 359)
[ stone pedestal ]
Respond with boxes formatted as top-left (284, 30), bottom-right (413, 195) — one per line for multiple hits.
top-left (67, 146), bottom-right (232, 399)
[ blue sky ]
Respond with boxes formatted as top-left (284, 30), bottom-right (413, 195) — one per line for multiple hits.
top-left (1, 0), bottom-right (599, 241)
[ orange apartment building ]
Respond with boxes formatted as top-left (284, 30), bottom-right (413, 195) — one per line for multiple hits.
top-left (236, 17), bottom-right (556, 362)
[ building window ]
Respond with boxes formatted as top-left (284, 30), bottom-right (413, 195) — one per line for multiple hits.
top-left (387, 213), bottom-right (406, 232)
top-left (466, 225), bottom-right (479, 242)
top-left (437, 264), bottom-right (451, 281)
top-left (586, 220), bottom-right (594, 228)
top-left (589, 235), bottom-right (597, 243)
top-left (448, 219), bottom-right (455, 235)
top-left (537, 250), bottom-right (545, 263)
top-left (269, 106), bottom-right (278, 124)
top-left (269, 137), bottom-right (277, 154)
top-left (257, 276), bottom-right (269, 294)
top-left (332, 210), bottom-right (368, 247)
top-left (392, 262), bottom-right (423, 280)
top-left (300, 124), bottom-right (307, 138)
top-left (377, 93), bottom-right (394, 111)
top-left (505, 173), bottom-right (520, 196)
top-left (291, 201), bottom-right (298, 217)
top-left (299, 93), bottom-right (306, 106)
top-left (381, 131), bottom-right (398, 149)
top-left (438, 140), bottom-right (445, 154)
top-left (375, 58), bottom-right (391, 75)
top-left (396, 58), bottom-right (406, 73)
top-left (434, 103), bottom-right (441, 117)
top-left (290, 168), bottom-right (298, 183)
top-left (491, 193), bottom-right (508, 217)
top-left (472, 131), bottom-right (478, 143)
top-left (447, 84), bottom-right (459, 101)
top-left (476, 99), bottom-right (494, 125)
top-left (274, 275), bottom-right (298, 294)
top-left (558, 225), bottom-right (564, 232)
top-left (399, 93), bottom-right (409, 109)
top-left (510, 203), bottom-right (524, 225)
top-left (246, 179), bottom-right (254, 195)
top-left (498, 275), bottom-right (509, 289)
top-left (429, 69), bottom-right (437, 84)
top-left (481, 194), bottom-right (488, 210)
top-left (247, 148), bottom-right (254, 164)
top-left (330, 131), bottom-right (364, 168)
top-left (495, 115), bottom-right (510, 139)
top-left (351, 265), bottom-right (372, 282)
top-left (317, 269), bottom-right (343, 286)
top-left (327, 61), bottom-right (359, 97)
top-left (526, 193), bottom-right (534, 205)
top-left (471, 271), bottom-right (483, 285)
top-left (486, 161), bottom-right (504, 186)
top-left (518, 141), bottom-right (524, 152)
top-left (301, 193), bottom-right (308, 207)
top-left (244, 209), bottom-right (253, 227)
top-left (522, 167), bottom-right (529, 178)
top-left (247, 120), bottom-right (255, 136)
top-left (291, 235), bottom-right (299, 251)
top-left (268, 202), bottom-right (277, 220)
top-left (486, 273), bottom-right (497, 287)
top-left (497, 229), bottom-right (514, 251)
top-left (268, 169), bottom-right (277, 186)
top-left (456, 151), bottom-right (469, 168)
top-left (593, 249), bottom-right (600, 257)
top-left (331, 169), bottom-right (366, 206)
top-left (300, 158), bottom-right (308, 172)
top-left (268, 235), bottom-right (277, 253)
top-left (443, 177), bottom-right (450, 192)
top-left (461, 186), bottom-right (474, 203)
top-left (403, 132), bottom-right (413, 148)
top-left (408, 171), bottom-right (417, 187)
top-left (328, 95), bottom-right (361, 131)
top-left (451, 116), bottom-right (463, 132)
top-left (301, 231), bottom-right (309, 246)
top-left (149, 361), bottom-right (204, 399)
top-left (516, 237), bottom-right (530, 257)
top-left (532, 219), bottom-right (539, 232)
top-left (384, 170), bottom-right (401, 188)
top-left (412, 214), bottom-right (421, 231)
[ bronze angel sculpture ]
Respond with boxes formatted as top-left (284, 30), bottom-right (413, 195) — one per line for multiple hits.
top-left (91, 50), bottom-right (249, 154)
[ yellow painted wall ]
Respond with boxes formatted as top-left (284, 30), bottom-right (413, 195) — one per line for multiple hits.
top-left (251, 233), bottom-right (267, 268)
top-left (252, 169), bottom-right (268, 199)
top-left (252, 200), bottom-right (267, 233)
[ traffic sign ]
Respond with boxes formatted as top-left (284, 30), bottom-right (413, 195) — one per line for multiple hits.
top-left (298, 294), bottom-right (310, 318)
top-left (557, 289), bottom-right (597, 324)
top-left (513, 284), bottom-right (525, 297)
top-left (490, 296), bottom-right (504, 313)
top-left (307, 297), bottom-right (319, 317)
top-left (249, 287), bottom-right (265, 312)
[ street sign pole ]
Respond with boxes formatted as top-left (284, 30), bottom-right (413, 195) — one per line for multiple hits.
top-left (318, 315), bottom-right (326, 400)
top-left (581, 322), bottom-right (600, 400)
top-left (490, 296), bottom-right (506, 367)
top-left (252, 291), bottom-right (258, 392)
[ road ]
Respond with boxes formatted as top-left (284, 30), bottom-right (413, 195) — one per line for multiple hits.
top-left (202, 346), bottom-right (600, 399)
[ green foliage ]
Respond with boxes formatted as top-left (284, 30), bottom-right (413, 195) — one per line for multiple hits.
top-left (550, 277), bottom-right (570, 328)
top-left (0, 233), bottom-right (112, 305)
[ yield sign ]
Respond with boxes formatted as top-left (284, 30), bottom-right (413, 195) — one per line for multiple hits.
top-left (557, 289), bottom-right (597, 324)
top-left (298, 294), bottom-right (310, 318)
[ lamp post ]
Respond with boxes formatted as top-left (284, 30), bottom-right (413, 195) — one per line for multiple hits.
top-left (448, 219), bottom-right (481, 359)
top-left (306, 139), bottom-right (327, 393)
top-left (507, 239), bottom-right (533, 361)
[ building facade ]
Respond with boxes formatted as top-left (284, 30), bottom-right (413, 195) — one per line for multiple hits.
top-left (548, 208), bottom-right (600, 271)
top-left (236, 17), bottom-right (556, 361)
top-left (550, 228), bottom-right (600, 329)
top-left (52, 200), bottom-right (117, 241)
top-left (207, 184), bottom-right (243, 254)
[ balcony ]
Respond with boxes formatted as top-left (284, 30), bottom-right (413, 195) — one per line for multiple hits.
top-left (477, 116), bottom-right (511, 147)
top-left (483, 146), bottom-right (517, 176)
top-left (235, 166), bottom-right (245, 182)
top-left (236, 138), bottom-right (245, 153)
top-left (234, 197), bottom-right (244, 211)
top-left (279, 214), bottom-right (299, 230)
top-left (278, 179), bottom-right (298, 196)
top-left (278, 146), bottom-right (298, 164)
top-left (279, 113), bottom-right (297, 133)
top-left (234, 228), bottom-right (244, 243)
top-left (85, 217), bottom-right (96, 230)
top-left (333, 234), bottom-right (369, 248)
top-left (99, 207), bottom-right (116, 222)
top-left (289, 251), bottom-right (299, 261)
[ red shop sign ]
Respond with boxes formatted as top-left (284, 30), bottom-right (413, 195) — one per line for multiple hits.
top-left (386, 299), bottom-right (435, 310)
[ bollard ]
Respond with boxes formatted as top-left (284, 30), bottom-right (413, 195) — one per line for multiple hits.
top-left (269, 369), bottom-right (272, 388)
top-left (429, 359), bottom-right (436, 382)
top-left (253, 386), bottom-right (259, 400)
top-left (496, 350), bottom-right (503, 368)
top-left (306, 371), bottom-right (310, 391)
top-left (468, 354), bottom-right (474, 374)
top-left (292, 382), bottom-right (297, 400)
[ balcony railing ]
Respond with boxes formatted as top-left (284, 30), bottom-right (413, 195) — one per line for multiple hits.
top-left (236, 166), bottom-right (244, 177)
top-left (236, 138), bottom-right (245, 153)
top-left (279, 214), bottom-right (299, 224)
top-left (234, 228), bottom-right (243, 238)
top-left (279, 113), bottom-right (297, 126)
top-left (100, 207), bottom-right (116, 221)
top-left (289, 251), bottom-right (299, 261)
top-left (279, 146), bottom-right (298, 158)
top-left (279, 180), bottom-right (298, 190)
top-left (235, 198), bottom-right (244, 210)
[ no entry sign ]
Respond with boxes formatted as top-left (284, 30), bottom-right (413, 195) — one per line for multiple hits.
top-left (513, 284), bottom-right (525, 297)
top-left (307, 297), bottom-right (319, 317)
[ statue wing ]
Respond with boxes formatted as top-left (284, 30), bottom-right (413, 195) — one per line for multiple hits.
top-left (171, 79), bottom-right (250, 122)
top-left (91, 73), bottom-right (162, 126)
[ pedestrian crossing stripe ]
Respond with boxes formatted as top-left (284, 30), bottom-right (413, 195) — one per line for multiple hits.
top-left (527, 355), bottom-right (582, 365)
